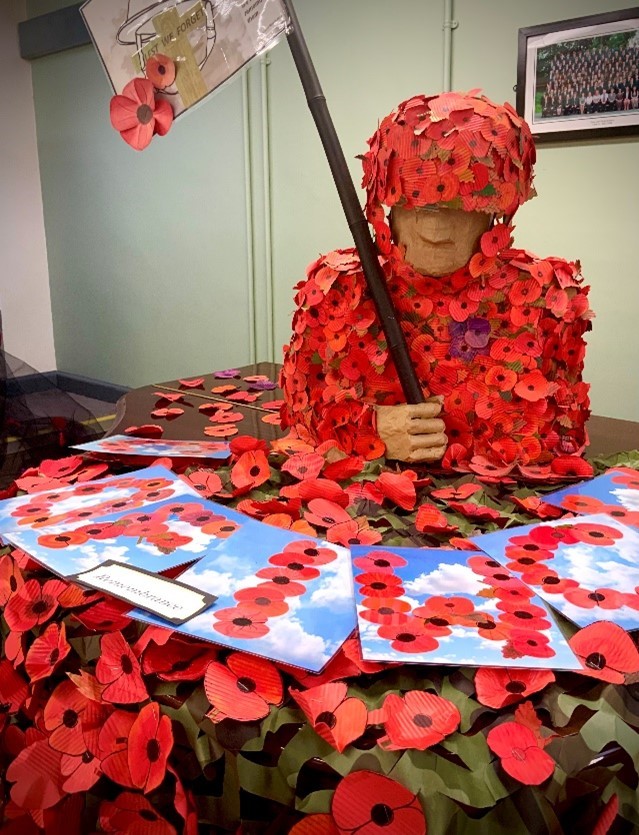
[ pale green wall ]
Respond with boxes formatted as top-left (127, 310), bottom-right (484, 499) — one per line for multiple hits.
top-left (27, 0), bottom-right (639, 420)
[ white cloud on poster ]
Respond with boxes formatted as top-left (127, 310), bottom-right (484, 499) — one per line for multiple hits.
top-left (405, 562), bottom-right (484, 597)
top-left (611, 487), bottom-right (639, 511)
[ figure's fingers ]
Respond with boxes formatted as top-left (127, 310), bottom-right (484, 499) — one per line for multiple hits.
top-left (407, 419), bottom-right (446, 436)
top-left (407, 402), bottom-right (442, 420)
top-left (410, 432), bottom-right (448, 450)
top-left (408, 444), bottom-right (447, 463)
top-left (425, 395), bottom-right (444, 405)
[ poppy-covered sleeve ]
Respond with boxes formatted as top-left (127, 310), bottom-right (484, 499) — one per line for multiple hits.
top-left (279, 250), bottom-right (403, 460)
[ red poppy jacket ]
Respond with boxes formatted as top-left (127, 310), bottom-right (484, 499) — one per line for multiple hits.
top-left (280, 227), bottom-right (593, 479)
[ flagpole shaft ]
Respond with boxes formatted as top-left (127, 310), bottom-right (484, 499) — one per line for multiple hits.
top-left (281, 0), bottom-right (423, 404)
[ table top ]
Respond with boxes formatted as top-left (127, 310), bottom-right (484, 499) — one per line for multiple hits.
top-left (110, 362), bottom-right (639, 459)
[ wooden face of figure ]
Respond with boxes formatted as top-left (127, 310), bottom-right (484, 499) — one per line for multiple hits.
top-left (390, 206), bottom-right (491, 276)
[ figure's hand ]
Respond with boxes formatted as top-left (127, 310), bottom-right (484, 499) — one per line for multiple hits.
top-left (375, 398), bottom-right (447, 463)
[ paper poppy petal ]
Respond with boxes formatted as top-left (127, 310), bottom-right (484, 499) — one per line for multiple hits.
top-left (331, 770), bottom-right (426, 835)
top-left (128, 702), bottom-right (173, 793)
top-left (153, 99), bottom-right (174, 136)
top-left (569, 622), bottom-right (639, 684)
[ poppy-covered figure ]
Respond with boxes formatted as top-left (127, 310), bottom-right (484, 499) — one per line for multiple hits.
top-left (280, 91), bottom-right (593, 479)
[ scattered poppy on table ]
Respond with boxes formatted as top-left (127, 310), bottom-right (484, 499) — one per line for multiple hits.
top-left (99, 791), bottom-right (177, 835)
top-left (291, 681), bottom-right (367, 753)
top-left (99, 710), bottom-right (137, 789)
top-left (376, 690), bottom-right (461, 750)
top-left (128, 702), bottom-right (173, 793)
top-left (96, 630), bottom-right (148, 704)
top-left (39, 455), bottom-right (84, 480)
top-left (124, 424), bottom-right (164, 438)
top-left (486, 721), bottom-right (555, 784)
top-left (227, 391), bottom-right (261, 404)
top-left (214, 368), bottom-right (241, 379)
top-left (24, 622), bottom-right (70, 683)
top-left (153, 391), bottom-right (184, 403)
top-left (569, 621), bottom-right (639, 683)
top-left (204, 424), bottom-right (239, 438)
top-left (4, 578), bottom-right (65, 632)
top-left (204, 652), bottom-right (283, 722)
top-left (110, 78), bottom-right (173, 150)
top-left (150, 407), bottom-right (184, 419)
top-left (178, 377), bottom-right (205, 388)
top-left (331, 770), bottom-right (426, 835)
top-left (474, 667), bottom-right (555, 709)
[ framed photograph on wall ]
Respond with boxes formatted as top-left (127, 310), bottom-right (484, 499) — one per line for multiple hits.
top-left (517, 7), bottom-right (639, 142)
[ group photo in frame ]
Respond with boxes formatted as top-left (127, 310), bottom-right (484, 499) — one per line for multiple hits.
top-left (517, 7), bottom-right (639, 142)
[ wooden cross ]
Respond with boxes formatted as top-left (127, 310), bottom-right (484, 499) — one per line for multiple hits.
top-left (141, 2), bottom-right (209, 109)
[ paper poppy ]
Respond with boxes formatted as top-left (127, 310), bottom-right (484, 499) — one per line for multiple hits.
top-left (355, 571), bottom-right (405, 599)
top-left (474, 667), bottom-right (555, 709)
top-left (99, 791), bottom-right (176, 834)
top-left (110, 78), bottom-right (173, 150)
top-left (60, 749), bottom-right (101, 794)
top-left (145, 53), bottom-right (176, 89)
top-left (204, 652), bottom-right (282, 722)
top-left (291, 681), bottom-right (368, 752)
top-left (212, 606), bottom-right (271, 639)
top-left (415, 503), bottom-right (458, 533)
top-left (289, 815), bottom-right (340, 835)
top-left (233, 586), bottom-right (289, 617)
top-left (507, 629), bottom-right (555, 659)
top-left (96, 630), bottom-right (148, 704)
top-left (0, 554), bottom-right (24, 605)
top-left (39, 454), bottom-right (83, 479)
top-left (352, 550), bottom-right (408, 573)
top-left (569, 621), bottom-right (639, 683)
top-left (24, 621), bottom-right (70, 683)
top-left (141, 637), bottom-right (216, 681)
top-left (4, 577), bottom-right (65, 632)
top-left (304, 498), bottom-right (352, 528)
top-left (563, 586), bottom-right (625, 610)
top-left (359, 596), bottom-right (412, 625)
top-left (282, 539), bottom-right (339, 566)
top-left (331, 770), bottom-right (426, 835)
top-left (282, 452), bottom-right (325, 480)
top-left (569, 522), bottom-right (623, 547)
top-left (230, 449), bottom-right (271, 491)
top-left (486, 721), bottom-right (555, 784)
top-left (0, 658), bottom-right (28, 714)
top-left (99, 710), bottom-right (137, 788)
top-left (6, 739), bottom-right (64, 810)
top-left (127, 702), bottom-right (173, 793)
top-left (377, 690), bottom-right (461, 751)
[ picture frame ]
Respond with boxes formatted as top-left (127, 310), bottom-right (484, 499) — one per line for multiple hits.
top-left (516, 8), bottom-right (639, 142)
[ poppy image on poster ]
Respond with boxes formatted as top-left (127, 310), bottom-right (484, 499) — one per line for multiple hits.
top-left (73, 434), bottom-right (231, 459)
top-left (473, 513), bottom-right (639, 630)
top-left (351, 545), bottom-right (581, 669)
top-left (544, 466), bottom-right (639, 527)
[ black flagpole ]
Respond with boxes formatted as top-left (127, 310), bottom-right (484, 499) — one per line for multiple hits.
top-left (281, 0), bottom-right (423, 404)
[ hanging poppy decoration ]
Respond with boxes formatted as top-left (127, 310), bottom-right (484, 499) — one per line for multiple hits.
top-left (110, 78), bottom-right (174, 151)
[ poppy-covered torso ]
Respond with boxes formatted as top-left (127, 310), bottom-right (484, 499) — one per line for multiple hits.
top-left (280, 229), bottom-right (592, 478)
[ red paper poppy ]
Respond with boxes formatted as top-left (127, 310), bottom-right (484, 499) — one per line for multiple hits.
top-left (529, 524), bottom-right (579, 548)
top-left (569, 621), bottom-right (639, 683)
top-left (377, 618), bottom-right (440, 653)
top-left (304, 498), bottom-right (352, 528)
top-left (474, 667), bottom-right (555, 709)
top-left (99, 791), bottom-right (176, 834)
top-left (145, 54), bottom-right (176, 89)
top-left (110, 78), bottom-right (173, 150)
top-left (289, 815), bottom-right (340, 835)
top-left (264, 556), bottom-right (321, 581)
top-left (550, 456), bottom-right (594, 478)
top-left (282, 451), bottom-right (325, 480)
top-left (200, 518), bottom-right (241, 538)
top-left (282, 539), bottom-right (339, 566)
top-left (507, 629), bottom-right (554, 659)
top-left (0, 554), bottom-right (24, 605)
top-left (359, 596), bottom-right (412, 625)
top-left (36, 529), bottom-right (90, 549)
top-left (24, 621), bottom-right (71, 683)
top-left (73, 596), bottom-right (133, 632)
top-left (563, 586), bottom-right (625, 610)
top-left (127, 702), bottom-right (173, 793)
top-left (58, 748), bottom-right (101, 794)
top-left (39, 454), bottom-right (83, 479)
top-left (415, 595), bottom-right (475, 619)
top-left (377, 690), bottom-right (460, 750)
top-left (496, 601), bottom-right (552, 631)
top-left (415, 503), bottom-right (458, 533)
top-left (99, 710), bottom-right (137, 788)
top-left (141, 637), bottom-right (216, 681)
top-left (96, 630), bottom-right (148, 704)
top-left (204, 652), bottom-right (282, 722)
top-left (292, 681), bottom-right (368, 752)
top-left (212, 607), bottom-right (270, 639)
top-left (0, 658), bottom-right (28, 714)
top-left (487, 721), bottom-right (555, 784)
top-left (4, 577), bottom-right (65, 631)
top-left (230, 449), bottom-right (271, 491)
top-left (331, 770), bottom-right (426, 835)
top-left (6, 738), bottom-right (64, 810)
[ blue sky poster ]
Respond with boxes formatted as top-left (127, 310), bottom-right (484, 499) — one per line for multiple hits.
top-left (351, 545), bottom-right (581, 670)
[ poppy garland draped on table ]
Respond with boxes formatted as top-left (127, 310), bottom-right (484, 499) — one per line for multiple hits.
top-left (1, 408), bottom-right (639, 833)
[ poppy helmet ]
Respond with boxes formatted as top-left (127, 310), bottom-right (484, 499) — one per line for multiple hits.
top-left (361, 90), bottom-right (536, 252)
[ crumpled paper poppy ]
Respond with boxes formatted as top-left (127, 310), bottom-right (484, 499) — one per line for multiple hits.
top-left (291, 681), bottom-right (368, 753)
top-left (569, 621), bottom-right (639, 684)
top-left (486, 720), bottom-right (555, 785)
top-left (128, 702), bottom-right (173, 793)
top-left (331, 770), bottom-right (426, 835)
top-left (110, 78), bottom-right (173, 151)
top-left (204, 652), bottom-right (283, 722)
top-left (374, 690), bottom-right (461, 750)
top-left (99, 791), bottom-right (176, 834)
top-left (96, 630), bottom-right (148, 704)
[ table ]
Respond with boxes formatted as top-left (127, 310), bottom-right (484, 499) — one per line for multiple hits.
top-left (1, 364), bottom-right (639, 834)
